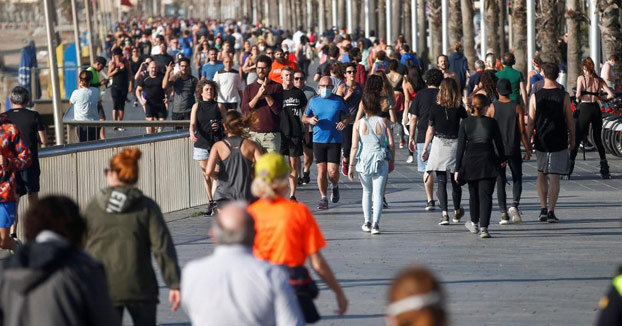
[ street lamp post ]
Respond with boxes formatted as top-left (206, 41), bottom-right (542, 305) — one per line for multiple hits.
top-left (43, 0), bottom-right (65, 145)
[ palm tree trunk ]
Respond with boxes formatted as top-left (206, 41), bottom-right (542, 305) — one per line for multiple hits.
top-left (497, 0), bottom-right (506, 55)
top-left (512, 0), bottom-right (527, 77)
top-left (392, 0), bottom-right (401, 43)
top-left (566, 0), bottom-right (580, 89)
top-left (537, 0), bottom-right (561, 63)
top-left (378, 0), bottom-right (386, 40)
top-left (338, 0), bottom-right (346, 29)
top-left (598, 0), bottom-right (622, 64)
top-left (485, 0), bottom-right (499, 57)
top-left (405, 0), bottom-right (412, 46)
top-left (461, 0), bottom-right (476, 69)
top-left (418, 0), bottom-right (429, 63)
top-left (449, 0), bottom-right (463, 48)
top-left (429, 0), bottom-right (442, 58)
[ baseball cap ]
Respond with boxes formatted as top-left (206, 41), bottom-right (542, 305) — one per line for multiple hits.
top-left (497, 78), bottom-right (512, 96)
top-left (255, 153), bottom-right (289, 183)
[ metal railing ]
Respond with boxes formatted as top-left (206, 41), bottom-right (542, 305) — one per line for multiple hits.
top-left (62, 120), bottom-right (191, 144)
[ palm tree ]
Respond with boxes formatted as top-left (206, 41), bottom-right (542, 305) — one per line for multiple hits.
top-left (485, 0), bottom-right (499, 58)
top-left (449, 0), bottom-right (463, 48)
top-left (461, 0), bottom-right (477, 69)
top-left (565, 0), bottom-right (581, 89)
top-left (429, 0), bottom-right (442, 58)
top-left (378, 0), bottom-right (386, 40)
top-left (338, 0), bottom-right (346, 29)
top-left (392, 0), bottom-right (402, 43)
top-left (598, 0), bottom-right (622, 65)
top-left (512, 0), bottom-right (527, 77)
top-left (418, 0), bottom-right (429, 65)
top-left (405, 0), bottom-right (412, 47)
top-left (497, 0), bottom-right (505, 55)
top-left (536, 0), bottom-right (561, 63)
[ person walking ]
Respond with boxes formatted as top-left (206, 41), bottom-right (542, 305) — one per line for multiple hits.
top-left (526, 56), bottom-right (544, 94)
top-left (387, 60), bottom-right (406, 149)
top-left (302, 76), bottom-right (350, 210)
top-left (70, 70), bottom-right (101, 141)
top-left (340, 63), bottom-right (363, 177)
top-left (421, 78), bottom-right (467, 225)
top-left (83, 149), bottom-right (181, 325)
top-left (386, 267), bottom-right (446, 326)
top-left (454, 94), bottom-right (506, 238)
top-left (348, 82), bottom-right (395, 234)
top-left (486, 78), bottom-right (531, 225)
top-left (526, 63), bottom-right (575, 223)
top-left (182, 201), bottom-right (304, 325)
top-left (294, 70), bottom-right (317, 185)
top-left (201, 48), bottom-right (224, 81)
top-left (448, 42), bottom-right (469, 93)
top-left (569, 57), bottom-right (615, 179)
top-left (495, 52), bottom-right (528, 106)
top-left (437, 55), bottom-right (459, 86)
top-left (269, 48), bottom-right (299, 84)
top-left (213, 54), bottom-right (244, 112)
top-left (108, 48), bottom-right (131, 129)
top-left (136, 61), bottom-right (167, 134)
top-left (164, 57), bottom-right (198, 121)
top-left (402, 64), bottom-right (425, 163)
top-left (600, 55), bottom-right (618, 89)
top-left (248, 153), bottom-right (348, 323)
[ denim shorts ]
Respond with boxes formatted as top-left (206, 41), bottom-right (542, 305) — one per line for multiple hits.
top-left (193, 147), bottom-right (210, 161)
top-left (416, 143), bottom-right (431, 173)
top-left (0, 202), bottom-right (16, 228)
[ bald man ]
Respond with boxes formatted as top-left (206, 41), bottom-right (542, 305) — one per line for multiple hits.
top-left (181, 201), bottom-right (304, 325)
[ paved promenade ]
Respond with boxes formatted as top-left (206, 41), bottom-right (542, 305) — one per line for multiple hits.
top-left (133, 149), bottom-right (622, 326)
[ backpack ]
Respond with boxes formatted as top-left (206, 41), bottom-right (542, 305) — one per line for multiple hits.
top-left (305, 44), bottom-right (315, 61)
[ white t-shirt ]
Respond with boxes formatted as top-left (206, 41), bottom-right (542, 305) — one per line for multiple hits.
top-left (214, 69), bottom-right (244, 104)
top-left (70, 87), bottom-right (100, 121)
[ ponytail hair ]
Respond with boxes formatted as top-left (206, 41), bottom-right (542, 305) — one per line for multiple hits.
top-left (109, 148), bottom-right (141, 185)
top-left (223, 111), bottom-right (258, 138)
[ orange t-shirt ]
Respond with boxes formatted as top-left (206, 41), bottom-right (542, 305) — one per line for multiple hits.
top-left (268, 60), bottom-right (299, 84)
top-left (248, 197), bottom-right (327, 267)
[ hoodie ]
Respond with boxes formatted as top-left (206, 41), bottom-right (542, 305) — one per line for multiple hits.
top-left (0, 234), bottom-right (120, 326)
top-left (448, 51), bottom-right (469, 91)
top-left (84, 186), bottom-right (180, 304)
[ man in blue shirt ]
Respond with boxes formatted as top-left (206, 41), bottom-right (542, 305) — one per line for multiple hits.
top-left (201, 48), bottom-right (224, 81)
top-left (302, 76), bottom-right (350, 210)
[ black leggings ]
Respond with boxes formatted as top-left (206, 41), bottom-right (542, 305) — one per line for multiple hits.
top-left (496, 153), bottom-right (523, 211)
top-left (570, 102), bottom-right (606, 161)
top-left (468, 178), bottom-right (496, 228)
top-left (435, 171), bottom-right (462, 211)
top-left (341, 123), bottom-right (354, 160)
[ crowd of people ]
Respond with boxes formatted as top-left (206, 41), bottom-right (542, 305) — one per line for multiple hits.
top-left (0, 14), bottom-right (619, 325)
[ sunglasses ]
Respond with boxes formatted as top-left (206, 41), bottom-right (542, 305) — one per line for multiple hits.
top-left (345, 70), bottom-right (355, 74)
top-left (294, 77), bottom-right (304, 81)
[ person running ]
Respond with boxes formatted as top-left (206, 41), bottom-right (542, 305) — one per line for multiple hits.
top-left (280, 67), bottom-right (308, 200)
top-left (302, 76), bottom-right (350, 210)
top-left (194, 39), bottom-right (210, 72)
top-left (136, 61), bottom-right (167, 134)
top-left (340, 63), bottom-right (363, 177)
top-left (129, 47), bottom-right (145, 107)
top-left (294, 70), bottom-right (317, 185)
top-left (348, 81), bottom-right (395, 234)
top-left (205, 111), bottom-right (263, 207)
top-left (454, 94), bottom-right (505, 238)
top-left (269, 48), bottom-right (298, 84)
top-left (421, 78), bottom-right (467, 225)
top-left (163, 57), bottom-right (197, 121)
top-left (569, 57), bottom-right (615, 179)
top-left (526, 63), bottom-right (575, 223)
top-left (248, 153), bottom-right (348, 322)
top-left (213, 54), bottom-right (244, 112)
top-left (201, 48), bottom-right (224, 81)
top-left (487, 78), bottom-right (531, 225)
top-left (190, 80), bottom-right (224, 216)
top-left (107, 48), bottom-right (130, 130)
top-left (83, 148), bottom-right (181, 325)
top-left (437, 54), bottom-right (459, 86)
top-left (241, 55), bottom-right (284, 153)
top-left (408, 69), bottom-right (444, 211)
top-left (496, 52), bottom-right (528, 106)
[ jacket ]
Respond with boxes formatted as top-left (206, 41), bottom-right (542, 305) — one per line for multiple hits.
top-left (84, 186), bottom-right (181, 304)
top-left (0, 113), bottom-right (31, 203)
top-left (0, 232), bottom-right (120, 326)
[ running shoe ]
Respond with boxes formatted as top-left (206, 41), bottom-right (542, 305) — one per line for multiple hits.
top-left (600, 160), bottom-right (611, 179)
top-left (439, 214), bottom-right (450, 225)
top-left (317, 198), bottom-right (329, 210)
top-left (362, 222), bottom-right (372, 232)
top-left (298, 177), bottom-right (304, 186)
top-left (371, 223), bottom-right (380, 235)
top-left (406, 155), bottom-right (414, 163)
top-left (425, 200), bottom-right (436, 211)
top-left (452, 208), bottom-right (464, 223)
top-left (538, 208), bottom-right (548, 222)
top-left (547, 211), bottom-right (559, 223)
top-left (479, 227), bottom-right (491, 238)
top-left (117, 127), bottom-right (125, 132)
top-left (465, 220), bottom-right (479, 234)
top-left (399, 141), bottom-right (405, 149)
top-left (508, 206), bottom-right (522, 224)
top-left (382, 196), bottom-right (389, 208)
top-left (331, 186), bottom-right (340, 203)
top-left (499, 212), bottom-right (510, 225)
top-left (204, 201), bottom-right (216, 216)
top-left (341, 159), bottom-right (349, 177)
top-left (290, 196), bottom-right (297, 202)
top-left (302, 172), bottom-right (311, 185)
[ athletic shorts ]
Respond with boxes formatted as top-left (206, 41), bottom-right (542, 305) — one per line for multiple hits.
top-left (280, 135), bottom-right (303, 157)
top-left (314, 143), bottom-right (341, 164)
top-left (416, 143), bottom-right (431, 173)
top-left (111, 88), bottom-right (128, 111)
top-left (536, 149), bottom-right (570, 175)
top-left (193, 147), bottom-right (209, 161)
top-left (145, 103), bottom-right (167, 119)
top-left (303, 131), bottom-right (313, 150)
top-left (16, 159), bottom-right (41, 196)
top-left (0, 202), bottom-right (16, 228)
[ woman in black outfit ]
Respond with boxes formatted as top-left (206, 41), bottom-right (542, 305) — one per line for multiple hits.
top-left (108, 48), bottom-right (130, 129)
top-left (454, 94), bottom-right (506, 238)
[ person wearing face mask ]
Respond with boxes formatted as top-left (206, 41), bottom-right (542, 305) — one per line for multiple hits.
top-left (302, 76), bottom-right (350, 210)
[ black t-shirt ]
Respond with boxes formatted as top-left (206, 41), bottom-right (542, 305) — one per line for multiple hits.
top-left (138, 75), bottom-right (165, 106)
top-left (316, 59), bottom-right (338, 77)
top-left (153, 54), bottom-right (174, 77)
top-left (6, 109), bottom-right (45, 159)
top-left (138, 41), bottom-right (152, 56)
top-left (409, 88), bottom-right (439, 143)
top-left (428, 105), bottom-right (467, 139)
top-left (129, 56), bottom-right (145, 77)
top-left (195, 100), bottom-right (223, 149)
top-left (282, 88), bottom-right (308, 137)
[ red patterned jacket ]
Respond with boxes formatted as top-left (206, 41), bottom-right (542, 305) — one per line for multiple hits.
top-left (0, 113), bottom-right (31, 203)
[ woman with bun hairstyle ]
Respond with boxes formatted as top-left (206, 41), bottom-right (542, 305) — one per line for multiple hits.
top-left (83, 148), bottom-right (181, 326)
top-left (205, 111), bottom-right (263, 207)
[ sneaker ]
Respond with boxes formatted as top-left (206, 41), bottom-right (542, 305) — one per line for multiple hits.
top-left (302, 172), bottom-right (311, 185)
top-left (508, 207), bottom-right (522, 224)
top-left (479, 227), bottom-right (491, 238)
top-left (290, 196), bottom-right (297, 202)
top-left (382, 196), bottom-right (389, 209)
top-left (399, 141), bottom-right (405, 149)
top-left (452, 208), bottom-right (464, 223)
top-left (204, 201), bottom-right (216, 216)
top-left (406, 155), bottom-right (414, 163)
top-left (117, 127), bottom-right (125, 132)
top-left (361, 222), bottom-right (372, 232)
top-left (341, 159), bottom-right (349, 177)
top-left (439, 214), bottom-right (450, 225)
top-left (331, 186), bottom-right (340, 203)
top-left (600, 159), bottom-right (611, 179)
top-left (317, 198), bottom-right (329, 210)
top-left (465, 220), bottom-right (479, 234)
top-left (538, 208), bottom-right (548, 222)
top-left (298, 177), bottom-right (304, 186)
top-left (425, 200), bottom-right (436, 211)
top-left (499, 212), bottom-right (510, 225)
top-left (10, 233), bottom-right (17, 240)
top-left (371, 223), bottom-right (380, 234)
top-left (547, 211), bottom-right (559, 223)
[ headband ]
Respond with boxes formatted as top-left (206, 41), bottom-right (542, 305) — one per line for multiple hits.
top-left (386, 292), bottom-right (441, 317)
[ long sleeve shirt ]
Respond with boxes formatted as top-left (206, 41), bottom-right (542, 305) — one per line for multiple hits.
top-left (241, 80), bottom-right (283, 133)
top-left (0, 113), bottom-right (31, 203)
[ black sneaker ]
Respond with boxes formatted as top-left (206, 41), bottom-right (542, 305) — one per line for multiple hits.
top-left (601, 160), bottom-right (611, 179)
top-left (547, 211), bottom-right (559, 223)
top-left (9, 233), bottom-right (17, 240)
top-left (331, 186), bottom-right (340, 203)
top-left (439, 214), bottom-right (450, 225)
top-left (382, 197), bottom-right (389, 209)
top-left (204, 201), bottom-right (216, 216)
top-left (538, 208), bottom-right (548, 222)
top-left (452, 208), bottom-right (464, 223)
top-left (479, 227), bottom-right (491, 238)
top-left (425, 200), bottom-right (436, 211)
top-left (302, 172), bottom-right (311, 185)
top-left (297, 177), bottom-right (304, 186)
top-left (290, 196), bottom-right (297, 202)
top-left (499, 212), bottom-right (510, 225)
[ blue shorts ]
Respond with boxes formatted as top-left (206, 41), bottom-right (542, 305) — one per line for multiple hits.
top-left (193, 147), bottom-right (210, 161)
top-left (416, 143), bottom-right (431, 173)
top-left (0, 202), bottom-right (16, 228)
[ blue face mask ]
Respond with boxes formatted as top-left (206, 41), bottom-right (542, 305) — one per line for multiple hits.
top-left (320, 88), bottom-right (331, 98)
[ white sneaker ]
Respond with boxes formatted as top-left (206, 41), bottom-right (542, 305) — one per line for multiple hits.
top-left (361, 222), bottom-right (371, 232)
top-left (371, 223), bottom-right (380, 235)
top-left (465, 221), bottom-right (479, 234)
top-left (406, 155), bottom-right (414, 163)
top-left (508, 207), bottom-right (522, 224)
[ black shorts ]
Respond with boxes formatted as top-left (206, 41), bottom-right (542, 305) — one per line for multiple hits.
top-left (16, 160), bottom-right (41, 196)
top-left (145, 103), bottom-right (167, 119)
top-left (221, 102), bottom-right (238, 111)
top-left (171, 111), bottom-right (191, 120)
top-left (97, 101), bottom-right (106, 120)
top-left (303, 131), bottom-right (314, 150)
top-left (280, 135), bottom-right (303, 157)
top-left (111, 87), bottom-right (127, 111)
top-left (313, 143), bottom-right (341, 164)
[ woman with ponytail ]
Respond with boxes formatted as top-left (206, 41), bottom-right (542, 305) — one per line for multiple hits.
top-left (84, 148), bottom-right (181, 325)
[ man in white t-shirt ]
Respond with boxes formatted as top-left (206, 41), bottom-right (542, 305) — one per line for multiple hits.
top-left (213, 55), bottom-right (244, 112)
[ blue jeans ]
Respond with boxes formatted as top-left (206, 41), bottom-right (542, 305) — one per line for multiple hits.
top-left (359, 160), bottom-right (389, 224)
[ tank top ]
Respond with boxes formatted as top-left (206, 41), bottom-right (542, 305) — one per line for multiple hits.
top-left (194, 100), bottom-right (222, 150)
top-left (356, 116), bottom-right (387, 175)
top-left (534, 88), bottom-right (568, 152)
top-left (112, 62), bottom-right (129, 90)
top-left (492, 100), bottom-right (520, 156)
top-left (213, 136), bottom-right (254, 202)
